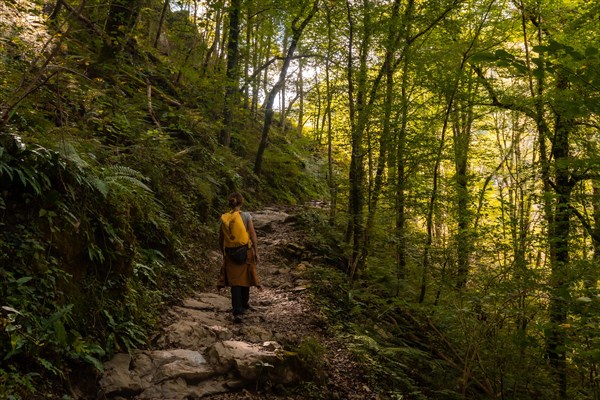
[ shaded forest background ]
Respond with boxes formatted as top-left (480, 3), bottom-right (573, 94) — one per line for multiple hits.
top-left (1, 0), bottom-right (599, 399)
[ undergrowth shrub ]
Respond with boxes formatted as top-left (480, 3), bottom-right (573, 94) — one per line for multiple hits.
top-left (0, 137), bottom-right (180, 398)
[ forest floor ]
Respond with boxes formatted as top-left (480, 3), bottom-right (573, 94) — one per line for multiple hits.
top-left (97, 206), bottom-right (377, 400)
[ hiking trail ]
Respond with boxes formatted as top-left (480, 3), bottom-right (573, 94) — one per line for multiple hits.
top-left (98, 206), bottom-right (376, 399)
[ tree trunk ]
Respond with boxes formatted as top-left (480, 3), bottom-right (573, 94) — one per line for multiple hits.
top-left (219, 0), bottom-right (242, 147)
top-left (297, 59), bottom-right (304, 137)
top-left (362, 0), bottom-right (402, 267)
top-left (254, 0), bottom-right (319, 175)
top-left (243, 4), bottom-right (252, 109)
top-left (345, 0), bottom-right (371, 278)
top-left (453, 71), bottom-right (475, 289)
top-left (325, 5), bottom-right (336, 225)
top-left (48, 0), bottom-right (64, 21)
top-left (153, 0), bottom-right (169, 49)
top-left (593, 182), bottom-right (600, 270)
top-left (101, 0), bottom-right (142, 60)
top-left (395, 55), bottom-right (410, 288)
top-left (547, 73), bottom-right (573, 400)
top-left (202, 6), bottom-right (222, 74)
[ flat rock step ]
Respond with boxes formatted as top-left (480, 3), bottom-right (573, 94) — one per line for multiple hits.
top-left (99, 293), bottom-right (300, 399)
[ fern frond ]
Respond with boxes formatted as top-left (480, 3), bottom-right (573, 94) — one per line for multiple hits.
top-left (86, 176), bottom-right (109, 197)
top-left (56, 143), bottom-right (89, 170)
top-left (107, 165), bottom-right (149, 181)
top-left (102, 165), bottom-right (153, 194)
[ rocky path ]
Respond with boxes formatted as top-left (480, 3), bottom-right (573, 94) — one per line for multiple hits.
top-left (99, 207), bottom-right (375, 400)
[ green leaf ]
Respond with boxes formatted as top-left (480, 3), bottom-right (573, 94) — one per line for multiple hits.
top-left (470, 52), bottom-right (498, 63)
top-left (16, 276), bottom-right (33, 285)
top-left (37, 357), bottom-right (64, 377)
top-left (82, 354), bottom-right (104, 372)
top-left (494, 49), bottom-right (514, 60)
top-left (2, 306), bottom-right (23, 315)
top-left (576, 296), bottom-right (592, 302)
top-left (54, 320), bottom-right (68, 346)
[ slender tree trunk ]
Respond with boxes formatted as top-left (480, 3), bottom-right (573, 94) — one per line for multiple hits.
top-left (314, 72), bottom-right (322, 142)
top-left (590, 182), bottom-right (600, 292)
top-left (420, 71), bottom-right (461, 303)
top-left (251, 24), bottom-right (262, 117)
top-left (420, 109), bottom-right (447, 303)
top-left (547, 73), bottom-right (573, 400)
top-left (219, 0), bottom-right (242, 147)
top-left (280, 31), bottom-right (289, 128)
top-left (346, 0), bottom-right (371, 278)
top-left (254, 0), bottom-right (319, 175)
top-left (297, 59), bottom-right (304, 137)
top-left (362, 0), bottom-right (402, 266)
top-left (395, 55), bottom-right (410, 288)
top-left (243, 4), bottom-right (252, 108)
top-left (49, 0), bottom-right (64, 21)
top-left (453, 71), bottom-right (475, 289)
top-left (324, 6), bottom-right (336, 225)
top-left (153, 0), bottom-right (169, 49)
top-left (202, 6), bottom-right (222, 74)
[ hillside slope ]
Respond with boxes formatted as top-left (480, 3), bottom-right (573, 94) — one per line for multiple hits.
top-left (0, 2), bottom-right (326, 398)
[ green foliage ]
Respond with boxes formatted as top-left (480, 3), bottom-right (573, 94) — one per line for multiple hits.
top-left (295, 208), bottom-right (348, 268)
top-left (0, 1), bottom-right (331, 396)
top-left (293, 336), bottom-right (326, 372)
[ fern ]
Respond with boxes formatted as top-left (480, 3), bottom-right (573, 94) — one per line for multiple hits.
top-left (56, 142), bottom-right (89, 169)
top-left (102, 165), bottom-right (152, 194)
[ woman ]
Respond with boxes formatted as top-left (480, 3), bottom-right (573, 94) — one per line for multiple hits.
top-left (218, 193), bottom-right (260, 323)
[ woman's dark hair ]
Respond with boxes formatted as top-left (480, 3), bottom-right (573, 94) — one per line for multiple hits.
top-left (228, 193), bottom-right (244, 209)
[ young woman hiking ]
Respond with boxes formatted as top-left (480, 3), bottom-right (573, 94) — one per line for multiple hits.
top-left (218, 193), bottom-right (260, 323)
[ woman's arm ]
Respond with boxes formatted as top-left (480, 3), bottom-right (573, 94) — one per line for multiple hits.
top-left (247, 219), bottom-right (260, 263)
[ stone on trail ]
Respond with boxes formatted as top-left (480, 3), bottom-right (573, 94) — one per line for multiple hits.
top-left (100, 353), bottom-right (143, 397)
top-left (207, 340), bottom-right (297, 384)
top-left (252, 210), bottom-right (290, 232)
top-left (101, 349), bottom-right (223, 399)
top-left (157, 320), bottom-right (232, 348)
top-left (183, 293), bottom-right (231, 312)
top-left (170, 306), bottom-right (227, 326)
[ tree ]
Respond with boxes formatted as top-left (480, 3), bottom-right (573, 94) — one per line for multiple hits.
top-left (220, 0), bottom-right (242, 147)
top-left (101, 0), bottom-right (143, 60)
top-left (253, 0), bottom-right (319, 175)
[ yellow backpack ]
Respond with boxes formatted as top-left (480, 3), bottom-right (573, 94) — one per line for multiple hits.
top-left (221, 211), bottom-right (249, 248)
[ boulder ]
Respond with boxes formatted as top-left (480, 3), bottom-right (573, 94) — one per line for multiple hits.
top-left (99, 353), bottom-right (144, 397)
top-left (102, 349), bottom-right (220, 399)
top-left (154, 351), bottom-right (214, 383)
top-left (183, 293), bottom-right (231, 312)
top-left (252, 211), bottom-right (290, 231)
top-left (157, 320), bottom-right (225, 349)
top-left (206, 340), bottom-right (297, 384)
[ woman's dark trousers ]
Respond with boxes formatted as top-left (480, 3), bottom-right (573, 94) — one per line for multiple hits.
top-left (231, 286), bottom-right (250, 315)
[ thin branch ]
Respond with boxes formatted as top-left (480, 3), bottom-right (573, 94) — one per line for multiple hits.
top-left (472, 66), bottom-right (537, 120)
top-left (570, 205), bottom-right (600, 244)
top-left (407, 0), bottom-right (462, 45)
